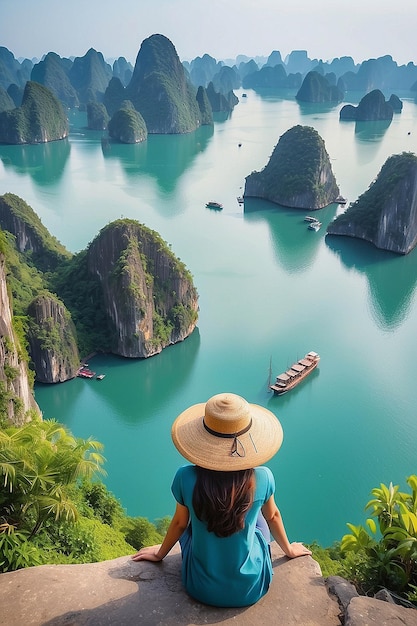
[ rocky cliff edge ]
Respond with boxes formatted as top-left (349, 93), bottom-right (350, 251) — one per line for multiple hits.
top-left (1, 543), bottom-right (417, 626)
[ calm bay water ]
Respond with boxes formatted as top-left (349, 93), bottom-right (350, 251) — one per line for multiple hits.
top-left (1, 89), bottom-right (417, 547)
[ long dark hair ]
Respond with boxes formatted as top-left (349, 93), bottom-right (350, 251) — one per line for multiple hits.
top-left (192, 466), bottom-right (254, 537)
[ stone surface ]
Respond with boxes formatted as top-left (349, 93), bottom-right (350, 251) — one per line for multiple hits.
top-left (345, 596), bottom-right (417, 626)
top-left (1, 543), bottom-right (416, 625)
top-left (0, 544), bottom-right (341, 626)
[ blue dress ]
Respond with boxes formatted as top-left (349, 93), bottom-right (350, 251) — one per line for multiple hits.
top-left (171, 464), bottom-right (275, 607)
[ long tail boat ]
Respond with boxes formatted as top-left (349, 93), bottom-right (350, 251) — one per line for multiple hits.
top-left (270, 351), bottom-right (320, 395)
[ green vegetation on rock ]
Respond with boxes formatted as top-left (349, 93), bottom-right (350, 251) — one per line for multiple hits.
top-left (126, 34), bottom-right (201, 133)
top-left (0, 195), bottom-right (198, 376)
top-left (87, 101), bottom-right (109, 130)
top-left (0, 193), bottom-right (71, 272)
top-left (0, 81), bottom-right (69, 144)
top-left (31, 52), bottom-right (79, 109)
top-left (328, 152), bottom-right (417, 240)
top-left (108, 106), bottom-right (147, 143)
top-left (245, 125), bottom-right (339, 208)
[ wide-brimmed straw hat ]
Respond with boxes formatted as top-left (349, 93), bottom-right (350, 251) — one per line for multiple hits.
top-left (171, 393), bottom-right (283, 471)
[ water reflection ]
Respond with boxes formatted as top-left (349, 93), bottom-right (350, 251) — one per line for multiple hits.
top-left (326, 234), bottom-right (417, 328)
top-left (101, 126), bottom-right (213, 192)
top-left (249, 87), bottom-right (298, 102)
top-left (0, 139), bottom-right (70, 185)
top-left (78, 328), bottom-right (201, 426)
top-left (297, 101), bottom-right (341, 116)
top-left (35, 372), bottom-right (88, 421)
top-left (244, 197), bottom-right (337, 273)
top-left (354, 119), bottom-right (392, 142)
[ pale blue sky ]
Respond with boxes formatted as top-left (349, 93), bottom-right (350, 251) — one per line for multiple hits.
top-left (1, 0), bottom-right (416, 65)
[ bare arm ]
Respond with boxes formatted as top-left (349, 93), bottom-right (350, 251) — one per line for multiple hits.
top-left (131, 503), bottom-right (190, 562)
top-left (262, 495), bottom-right (311, 558)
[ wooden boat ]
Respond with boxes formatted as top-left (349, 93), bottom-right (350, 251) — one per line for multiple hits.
top-left (206, 201), bottom-right (223, 210)
top-left (77, 367), bottom-right (96, 379)
top-left (270, 351), bottom-right (320, 395)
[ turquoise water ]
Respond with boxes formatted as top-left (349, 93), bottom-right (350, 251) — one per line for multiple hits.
top-left (1, 89), bottom-right (417, 547)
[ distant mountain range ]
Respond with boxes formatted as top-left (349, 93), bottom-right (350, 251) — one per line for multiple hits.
top-left (1, 41), bottom-right (417, 108)
top-left (0, 36), bottom-right (416, 145)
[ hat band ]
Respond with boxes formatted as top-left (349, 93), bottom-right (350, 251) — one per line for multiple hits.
top-left (203, 418), bottom-right (253, 439)
top-left (203, 418), bottom-right (254, 458)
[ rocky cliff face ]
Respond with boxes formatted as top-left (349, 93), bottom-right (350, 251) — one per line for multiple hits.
top-left (86, 220), bottom-right (198, 358)
top-left (27, 293), bottom-right (80, 384)
top-left (0, 255), bottom-right (40, 424)
top-left (245, 125), bottom-right (339, 209)
top-left (327, 152), bottom-right (417, 254)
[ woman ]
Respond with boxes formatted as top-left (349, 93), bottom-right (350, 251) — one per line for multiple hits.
top-left (132, 392), bottom-right (311, 607)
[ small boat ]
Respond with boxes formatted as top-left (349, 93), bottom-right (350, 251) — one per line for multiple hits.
top-left (242, 93), bottom-right (247, 98)
top-left (270, 352), bottom-right (320, 395)
top-left (308, 220), bottom-right (322, 231)
top-left (304, 215), bottom-right (318, 222)
top-left (206, 201), bottom-right (223, 210)
top-left (335, 195), bottom-right (347, 204)
top-left (77, 367), bottom-right (96, 379)
top-left (237, 196), bottom-right (244, 204)
top-left (96, 374), bottom-right (105, 380)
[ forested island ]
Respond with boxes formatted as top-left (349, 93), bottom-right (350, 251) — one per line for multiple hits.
top-left (0, 193), bottom-right (198, 389)
top-left (327, 152), bottom-right (417, 253)
top-left (244, 125), bottom-right (340, 209)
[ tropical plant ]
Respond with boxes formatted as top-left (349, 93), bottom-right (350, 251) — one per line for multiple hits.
top-left (0, 419), bottom-right (105, 570)
top-left (341, 476), bottom-right (417, 602)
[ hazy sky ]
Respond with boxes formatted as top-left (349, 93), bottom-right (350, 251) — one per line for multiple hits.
top-left (2, 0), bottom-right (416, 66)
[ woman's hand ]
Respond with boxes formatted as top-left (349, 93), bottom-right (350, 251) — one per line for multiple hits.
top-left (285, 542), bottom-right (312, 558)
top-left (131, 545), bottom-right (163, 562)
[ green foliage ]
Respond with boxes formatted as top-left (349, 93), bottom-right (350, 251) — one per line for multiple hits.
top-left (86, 101), bottom-right (109, 130)
top-left (0, 421), bottom-right (170, 571)
top-left (169, 303), bottom-right (198, 335)
top-left (247, 125), bottom-right (337, 204)
top-left (0, 523), bottom-right (42, 570)
top-left (340, 475), bottom-right (417, 601)
top-left (127, 34), bottom-right (200, 133)
top-left (51, 251), bottom-right (115, 356)
top-left (0, 228), bottom-right (46, 316)
top-left (108, 107), bottom-right (147, 143)
top-left (331, 152), bottom-right (417, 238)
top-left (0, 81), bottom-right (69, 143)
top-left (0, 193), bottom-right (71, 274)
top-left (78, 480), bottom-right (124, 526)
top-left (0, 420), bottom-right (105, 540)
top-left (121, 516), bottom-right (165, 550)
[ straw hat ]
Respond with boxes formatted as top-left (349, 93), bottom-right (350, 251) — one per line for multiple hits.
top-left (171, 393), bottom-right (283, 471)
